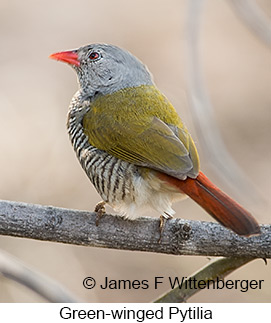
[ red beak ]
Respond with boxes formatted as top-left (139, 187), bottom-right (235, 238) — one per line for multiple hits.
top-left (49, 50), bottom-right (80, 67)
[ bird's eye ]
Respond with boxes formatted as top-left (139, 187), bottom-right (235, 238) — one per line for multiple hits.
top-left (89, 52), bottom-right (100, 60)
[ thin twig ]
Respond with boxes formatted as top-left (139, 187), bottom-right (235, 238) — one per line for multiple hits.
top-left (185, 0), bottom-right (265, 205)
top-left (0, 200), bottom-right (270, 258)
top-left (154, 256), bottom-right (255, 303)
top-left (228, 0), bottom-right (271, 45)
top-left (0, 250), bottom-right (78, 302)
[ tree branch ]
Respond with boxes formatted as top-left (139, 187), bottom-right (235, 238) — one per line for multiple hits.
top-left (0, 200), bottom-right (270, 258)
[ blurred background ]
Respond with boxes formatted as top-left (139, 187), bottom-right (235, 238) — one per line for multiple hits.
top-left (0, 0), bottom-right (270, 302)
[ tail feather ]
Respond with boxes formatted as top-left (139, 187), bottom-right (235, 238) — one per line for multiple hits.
top-left (158, 171), bottom-right (260, 236)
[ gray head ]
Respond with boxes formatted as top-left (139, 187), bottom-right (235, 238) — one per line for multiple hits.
top-left (50, 43), bottom-right (153, 97)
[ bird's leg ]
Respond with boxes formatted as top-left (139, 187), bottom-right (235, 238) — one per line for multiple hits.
top-left (94, 201), bottom-right (106, 226)
top-left (158, 213), bottom-right (173, 243)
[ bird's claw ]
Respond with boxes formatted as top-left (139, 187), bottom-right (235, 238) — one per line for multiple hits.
top-left (94, 201), bottom-right (106, 226)
top-left (158, 215), bottom-right (165, 243)
top-left (158, 213), bottom-right (173, 243)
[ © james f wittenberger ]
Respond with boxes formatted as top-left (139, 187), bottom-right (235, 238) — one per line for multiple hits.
top-left (82, 276), bottom-right (264, 293)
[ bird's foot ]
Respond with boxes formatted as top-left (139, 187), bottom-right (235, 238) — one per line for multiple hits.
top-left (158, 212), bottom-right (173, 243)
top-left (94, 201), bottom-right (106, 226)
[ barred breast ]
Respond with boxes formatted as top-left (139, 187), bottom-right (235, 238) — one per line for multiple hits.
top-left (67, 93), bottom-right (183, 219)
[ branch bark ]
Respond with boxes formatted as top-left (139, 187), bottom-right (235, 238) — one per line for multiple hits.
top-left (0, 200), bottom-right (270, 258)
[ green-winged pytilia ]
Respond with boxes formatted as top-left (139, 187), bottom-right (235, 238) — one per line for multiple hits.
top-left (50, 44), bottom-right (260, 237)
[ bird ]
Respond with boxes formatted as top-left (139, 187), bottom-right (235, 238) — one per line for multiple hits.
top-left (50, 43), bottom-right (260, 238)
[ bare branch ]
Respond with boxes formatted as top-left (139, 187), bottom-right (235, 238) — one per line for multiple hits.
top-left (0, 200), bottom-right (270, 258)
top-left (0, 250), bottom-right (78, 302)
top-left (185, 0), bottom-right (265, 205)
top-left (154, 256), bottom-right (254, 303)
top-left (228, 0), bottom-right (271, 45)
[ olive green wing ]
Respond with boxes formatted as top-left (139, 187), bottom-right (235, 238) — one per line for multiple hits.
top-left (83, 110), bottom-right (199, 179)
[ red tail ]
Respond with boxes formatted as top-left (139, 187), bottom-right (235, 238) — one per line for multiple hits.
top-left (158, 171), bottom-right (260, 236)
